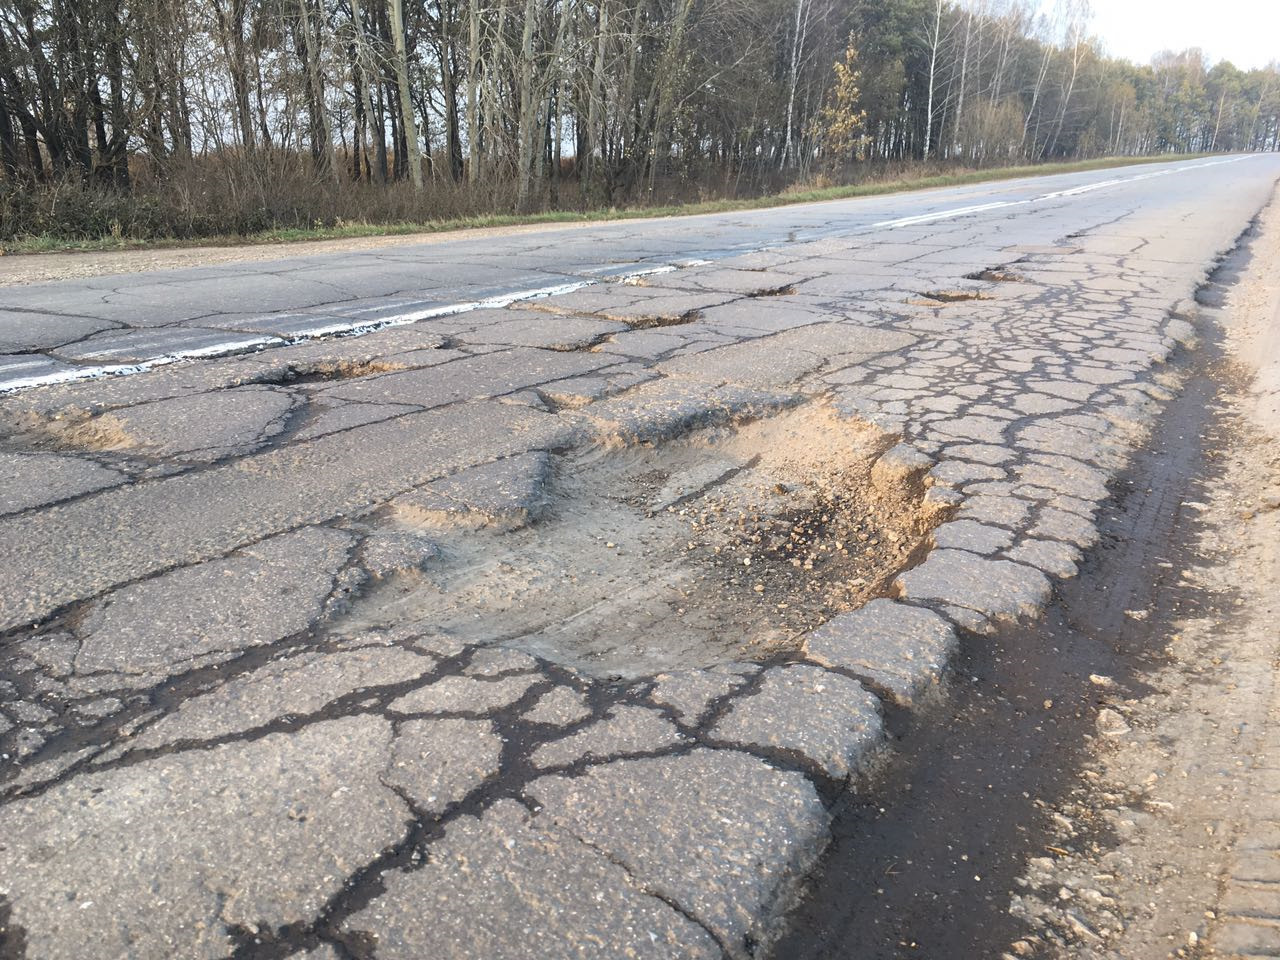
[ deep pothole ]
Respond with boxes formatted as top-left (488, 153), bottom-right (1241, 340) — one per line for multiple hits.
top-left (266, 358), bottom-right (408, 384)
top-left (964, 268), bottom-right (1026, 284)
top-left (618, 310), bottom-right (702, 330)
top-left (337, 404), bottom-right (946, 678)
top-left (748, 284), bottom-right (797, 298)
top-left (917, 289), bottom-right (995, 304)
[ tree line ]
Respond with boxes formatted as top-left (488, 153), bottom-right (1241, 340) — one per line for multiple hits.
top-left (1, 0), bottom-right (1278, 239)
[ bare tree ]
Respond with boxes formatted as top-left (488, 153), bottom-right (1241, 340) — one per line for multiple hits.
top-left (2, 0), bottom-right (1277, 244)
top-left (388, 0), bottom-right (423, 187)
top-left (922, 0), bottom-right (945, 160)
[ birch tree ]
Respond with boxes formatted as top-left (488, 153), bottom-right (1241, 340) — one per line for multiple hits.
top-left (388, 0), bottom-right (424, 188)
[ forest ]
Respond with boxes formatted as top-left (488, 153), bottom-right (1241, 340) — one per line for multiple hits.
top-left (1, 0), bottom-right (1278, 243)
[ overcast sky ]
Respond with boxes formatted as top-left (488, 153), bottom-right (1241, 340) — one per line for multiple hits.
top-left (1086, 0), bottom-right (1279, 69)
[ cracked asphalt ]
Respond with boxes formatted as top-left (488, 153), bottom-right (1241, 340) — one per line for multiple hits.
top-left (2, 155), bottom-right (1279, 960)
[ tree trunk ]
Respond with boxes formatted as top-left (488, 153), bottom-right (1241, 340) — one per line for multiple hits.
top-left (515, 0), bottom-right (537, 210)
top-left (213, 0), bottom-right (255, 152)
top-left (388, 0), bottom-right (424, 188)
top-left (582, 0), bottom-right (609, 189)
top-left (297, 0), bottom-right (338, 180)
top-left (466, 0), bottom-right (481, 182)
top-left (779, 0), bottom-right (809, 169)
top-left (955, 8), bottom-right (972, 158)
top-left (1210, 91), bottom-right (1226, 151)
top-left (439, 10), bottom-right (464, 181)
top-left (923, 0), bottom-right (943, 161)
top-left (0, 76), bottom-right (19, 180)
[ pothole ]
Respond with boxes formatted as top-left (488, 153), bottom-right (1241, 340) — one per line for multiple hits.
top-left (268, 359), bottom-right (408, 384)
top-left (4, 385), bottom-right (296, 460)
top-left (337, 404), bottom-right (947, 678)
top-left (7, 408), bottom-right (134, 453)
top-left (747, 284), bottom-right (797, 298)
top-left (964, 268), bottom-right (1026, 284)
top-left (619, 310), bottom-right (701, 330)
top-left (915, 289), bottom-right (995, 304)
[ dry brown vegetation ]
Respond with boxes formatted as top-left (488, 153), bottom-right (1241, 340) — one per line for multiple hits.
top-left (2, 0), bottom-right (1277, 247)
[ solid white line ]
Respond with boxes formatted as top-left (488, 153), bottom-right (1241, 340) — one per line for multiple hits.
top-left (0, 280), bottom-right (608, 394)
top-left (0, 336), bottom-right (280, 393)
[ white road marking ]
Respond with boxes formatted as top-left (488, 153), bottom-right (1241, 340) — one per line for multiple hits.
top-left (872, 155), bottom-right (1255, 228)
top-left (0, 336), bottom-right (278, 392)
top-left (871, 200), bottom-right (1024, 229)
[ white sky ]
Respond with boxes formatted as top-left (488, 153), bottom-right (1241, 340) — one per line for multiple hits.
top-left (1086, 0), bottom-right (1280, 69)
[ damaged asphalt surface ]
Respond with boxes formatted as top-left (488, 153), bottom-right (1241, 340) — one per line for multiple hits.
top-left (2, 155), bottom-right (1279, 959)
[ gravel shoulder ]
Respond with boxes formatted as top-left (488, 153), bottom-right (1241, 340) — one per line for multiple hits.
top-left (1006, 190), bottom-right (1280, 960)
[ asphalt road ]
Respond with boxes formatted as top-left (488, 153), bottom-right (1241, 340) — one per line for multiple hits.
top-left (1, 155), bottom-right (1278, 960)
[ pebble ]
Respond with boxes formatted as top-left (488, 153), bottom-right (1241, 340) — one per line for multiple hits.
top-left (1096, 708), bottom-right (1131, 736)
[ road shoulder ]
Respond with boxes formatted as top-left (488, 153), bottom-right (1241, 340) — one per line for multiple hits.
top-left (1007, 190), bottom-right (1280, 960)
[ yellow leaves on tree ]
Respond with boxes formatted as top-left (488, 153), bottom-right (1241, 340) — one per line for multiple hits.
top-left (813, 38), bottom-right (868, 170)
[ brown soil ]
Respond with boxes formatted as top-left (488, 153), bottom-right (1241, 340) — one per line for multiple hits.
top-left (1004, 194), bottom-right (1280, 960)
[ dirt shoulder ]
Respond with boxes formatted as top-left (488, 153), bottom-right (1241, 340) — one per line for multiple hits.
top-left (1006, 193), bottom-right (1280, 958)
top-left (0, 219), bottom-right (602, 287)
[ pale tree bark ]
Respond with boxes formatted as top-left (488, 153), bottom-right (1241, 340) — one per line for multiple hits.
top-left (988, 2), bottom-right (1019, 107)
top-left (582, 0), bottom-right (610, 188)
top-left (1247, 73), bottom-right (1272, 150)
top-left (515, 0), bottom-right (538, 209)
top-left (466, 0), bottom-right (481, 182)
top-left (350, 0), bottom-right (386, 180)
top-left (514, 0), bottom-right (570, 208)
top-left (1046, 0), bottom-right (1089, 157)
top-left (954, 5), bottom-right (973, 156)
top-left (388, 0), bottom-right (424, 188)
top-left (922, 0), bottom-right (944, 160)
top-left (616, 0), bottom-right (646, 171)
top-left (1022, 25), bottom-right (1054, 154)
top-left (779, 0), bottom-right (810, 169)
top-left (539, 0), bottom-right (571, 183)
top-left (432, 0), bottom-right (464, 180)
top-left (482, 0), bottom-right (510, 175)
top-left (211, 0), bottom-right (255, 152)
top-left (1210, 90), bottom-right (1227, 151)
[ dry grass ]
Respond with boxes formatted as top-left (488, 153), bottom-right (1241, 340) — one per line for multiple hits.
top-left (0, 152), bottom-right (1215, 255)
